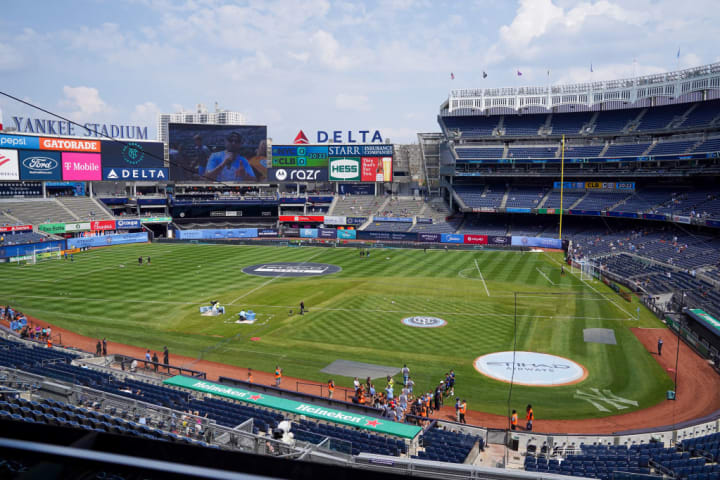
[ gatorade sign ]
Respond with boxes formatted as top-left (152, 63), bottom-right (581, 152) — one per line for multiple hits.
top-left (474, 351), bottom-right (586, 386)
top-left (329, 158), bottom-right (360, 181)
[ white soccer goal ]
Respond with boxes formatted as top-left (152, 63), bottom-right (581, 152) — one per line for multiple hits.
top-left (578, 260), bottom-right (599, 282)
top-left (31, 246), bottom-right (63, 264)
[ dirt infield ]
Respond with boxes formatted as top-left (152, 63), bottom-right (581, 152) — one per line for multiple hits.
top-left (15, 320), bottom-right (720, 435)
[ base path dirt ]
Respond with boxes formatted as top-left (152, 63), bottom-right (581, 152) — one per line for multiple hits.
top-left (22, 320), bottom-right (720, 435)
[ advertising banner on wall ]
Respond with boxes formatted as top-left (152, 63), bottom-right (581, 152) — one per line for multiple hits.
top-left (417, 233), bottom-right (441, 242)
top-left (488, 236), bottom-right (510, 245)
top-left (102, 167), bottom-right (169, 181)
top-left (511, 236), bottom-right (563, 249)
top-left (38, 223), bottom-right (66, 234)
top-left (346, 217), bottom-right (366, 225)
top-left (65, 222), bottom-right (92, 232)
top-left (91, 220), bottom-right (116, 231)
top-left (40, 137), bottom-right (101, 152)
top-left (441, 233), bottom-right (464, 244)
top-left (100, 140), bottom-right (164, 167)
top-left (278, 215), bottom-right (324, 222)
top-left (357, 231), bottom-right (417, 241)
top-left (176, 228), bottom-right (259, 240)
top-left (374, 216), bottom-right (413, 223)
top-left (115, 219), bottom-right (142, 229)
top-left (329, 157), bottom-right (360, 181)
top-left (0, 225), bottom-right (32, 233)
top-left (360, 157), bottom-right (393, 182)
top-left (62, 152), bottom-right (101, 180)
top-left (0, 149), bottom-right (20, 180)
top-left (300, 228), bottom-right (318, 238)
top-left (318, 228), bottom-right (337, 239)
top-left (0, 134), bottom-right (40, 150)
top-left (464, 234), bottom-right (488, 245)
top-left (323, 216), bottom-right (347, 225)
top-left (257, 228), bottom-right (279, 237)
top-left (18, 150), bottom-right (62, 180)
top-left (267, 167), bottom-right (328, 182)
top-left (337, 229), bottom-right (356, 239)
top-left (67, 232), bottom-right (148, 249)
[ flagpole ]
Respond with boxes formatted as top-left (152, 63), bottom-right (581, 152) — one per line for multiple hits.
top-left (559, 134), bottom-right (566, 241)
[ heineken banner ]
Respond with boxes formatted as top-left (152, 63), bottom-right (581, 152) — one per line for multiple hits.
top-left (65, 222), bottom-right (92, 232)
top-left (141, 216), bottom-right (172, 224)
top-left (164, 376), bottom-right (421, 439)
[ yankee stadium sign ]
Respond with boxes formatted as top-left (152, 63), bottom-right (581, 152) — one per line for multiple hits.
top-left (474, 351), bottom-right (586, 386)
top-left (11, 116), bottom-right (148, 139)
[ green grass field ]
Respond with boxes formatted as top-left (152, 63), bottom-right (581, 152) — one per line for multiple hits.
top-left (0, 242), bottom-right (673, 419)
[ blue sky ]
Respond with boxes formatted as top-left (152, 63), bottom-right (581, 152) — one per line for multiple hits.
top-left (0, 0), bottom-right (718, 143)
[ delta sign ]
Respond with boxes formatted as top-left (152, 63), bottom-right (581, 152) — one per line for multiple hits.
top-left (293, 129), bottom-right (383, 144)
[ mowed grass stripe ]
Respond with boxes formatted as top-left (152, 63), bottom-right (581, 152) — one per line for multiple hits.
top-left (0, 244), bottom-right (671, 419)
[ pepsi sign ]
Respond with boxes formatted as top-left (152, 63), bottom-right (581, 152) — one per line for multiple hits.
top-left (19, 150), bottom-right (62, 180)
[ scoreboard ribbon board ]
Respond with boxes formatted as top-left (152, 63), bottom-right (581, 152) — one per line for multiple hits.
top-left (272, 146), bottom-right (329, 167)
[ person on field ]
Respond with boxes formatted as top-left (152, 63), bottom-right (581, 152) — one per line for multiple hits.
top-left (275, 365), bottom-right (282, 387)
top-left (526, 404), bottom-right (534, 431)
top-left (402, 364), bottom-right (410, 385)
top-left (102, 338), bottom-right (107, 356)
top-left (247, 369), bottom-right (253, 383)
top-left (459, 399), bottom-right (467, 424)
top-left (96, 340), bottom-right (102, 356)
top-left (455, 398), bottom-right (462, 422)
top-left (328, 379), bottom-right (335, 399)
top-left (163, 346), bottom-right (169, 371)
top-left (657, 337), bottom-right (663, 356)
top-left (511, 409), bottom-right (518, 430)
top-left (152, 351), bottom-right (159, 372)
top-left (138, 256), bottom-right (142, 265)
top-left (299, 301), bottom-right (305, 315)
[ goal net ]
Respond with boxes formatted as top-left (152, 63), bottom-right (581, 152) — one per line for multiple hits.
top-left (31, 246), bottom-right (63, 264)
top-left (578, 259), bottom-right (599, 282)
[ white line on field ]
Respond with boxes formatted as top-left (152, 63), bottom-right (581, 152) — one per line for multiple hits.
top-left (536, 267), bottom-right (556, 285)
top-left (228, 249), bottom-right (326, 305)
top-left (542, 252), bottom-right (634, 318)
top-left (474, 259), bottom-right (490, 296)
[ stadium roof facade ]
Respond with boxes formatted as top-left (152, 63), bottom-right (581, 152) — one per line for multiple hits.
top-left (443, 63), bottom-right (720, 116)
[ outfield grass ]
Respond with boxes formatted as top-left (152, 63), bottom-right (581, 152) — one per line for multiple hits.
top-left (0, 242), bottom-right (673, 419)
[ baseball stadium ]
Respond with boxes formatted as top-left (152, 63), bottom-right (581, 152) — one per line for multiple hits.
top-left (2, 53), bottom-right (720, 480)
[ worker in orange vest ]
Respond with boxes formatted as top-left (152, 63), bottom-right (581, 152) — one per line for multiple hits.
top-left (510, 410), bottom-right (518, 430)
top-left (358, 386), bottom-right (365, 405)
top-left (274, 366), bottom-right (282, 387)
top-left (328, 379), bottom-right (335, 399)
top-left (459, 400), bottom-right (467, 424)
top-left (247, 368), bottom-right (253, 383)
top-left (526, 404), bottom-right (534, 431)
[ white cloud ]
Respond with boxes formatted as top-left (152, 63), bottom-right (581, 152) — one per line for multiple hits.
top-left (0, 42), bottom-right (23, 71)
top-left (335, 93), bottom-right (371, 111)
top-left (130, 101), bottom-right (162, 126)
top-left (220, 52), bottom-right (272, 80)
top-left (310, 30), bottom-right (354, 70)
top-left (60, 86), bottom-right (111, 123)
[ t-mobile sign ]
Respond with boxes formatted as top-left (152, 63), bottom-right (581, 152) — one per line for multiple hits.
top-left (62, 152), bottom-right (101, 180)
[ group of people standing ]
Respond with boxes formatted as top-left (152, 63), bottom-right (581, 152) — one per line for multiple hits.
top-left (510, 405), bottom-right (535, 431)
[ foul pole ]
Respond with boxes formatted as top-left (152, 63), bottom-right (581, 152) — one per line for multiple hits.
top-left (559, 134), bottom-right (566, 240)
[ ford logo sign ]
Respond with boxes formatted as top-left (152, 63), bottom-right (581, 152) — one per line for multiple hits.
top-left (22, 156), bottom-right (58, 170)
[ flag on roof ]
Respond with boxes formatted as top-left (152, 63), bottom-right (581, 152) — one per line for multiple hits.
top-left (517, 70), bottom-right (522, 76)
top-left (450, 72), bottom-right (455, 80)
top-left (677, 47), bottom-right (681, 59)
top-left (482, 71), bottom-right (487, 79)
top-left (590, 63), bottom-right (593, 73)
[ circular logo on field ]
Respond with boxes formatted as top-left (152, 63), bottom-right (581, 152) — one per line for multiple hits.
top-left (401, 316), bottom-right (447, 328)
top-left (242, 262), bottom-right (341, 277)
top-left (474, 351), bottom-right (587, 386)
